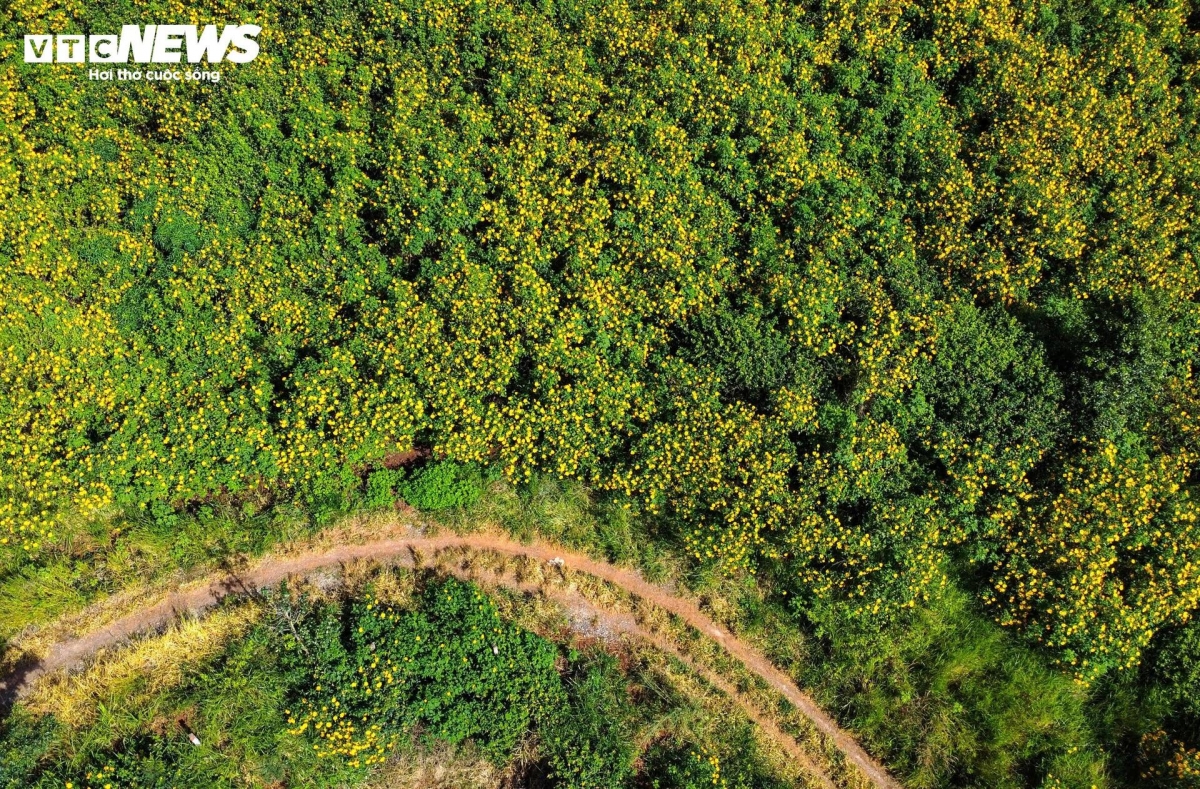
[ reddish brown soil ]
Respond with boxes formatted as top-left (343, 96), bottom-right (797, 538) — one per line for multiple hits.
top-left (1, 531), bottom-right (900, 789)
top-left (379, 448), bottom-right (431, 469)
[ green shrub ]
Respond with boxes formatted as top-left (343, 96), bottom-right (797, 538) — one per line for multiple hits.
top-left (542, 653), bottom-right (636, 789)
top-left (364, 468), bottom-right (405, 510)
top-left (642, 721), bottom-right (790, 789)
top-left (650, 744), bottom-right (740, 789)
top-left (276, 577), bottom-right (562, 764)
top-left (0, 709), bottom-right (59, 789)
top-left (399, 462), bottom-right (483, 511)
top-left (1151, 621), bottom-right (1200, 727)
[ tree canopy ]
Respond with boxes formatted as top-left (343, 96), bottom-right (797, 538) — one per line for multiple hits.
top-left (2, 0), bottom-right (1198, 690)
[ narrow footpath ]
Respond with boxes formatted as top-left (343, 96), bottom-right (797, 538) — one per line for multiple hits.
top-left (0, 530), bottom-right (901, 789)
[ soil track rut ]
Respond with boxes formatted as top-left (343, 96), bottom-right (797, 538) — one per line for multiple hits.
top-left (0, 531), bottom-right (900, 789)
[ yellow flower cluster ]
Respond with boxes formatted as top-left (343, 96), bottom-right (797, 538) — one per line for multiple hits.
top-left (1140, 730), bottom-right (1200, 786)
top-left (987, 440), bottom-right (1200, 682)
top-left (286, 704), bottom-right (396, 767)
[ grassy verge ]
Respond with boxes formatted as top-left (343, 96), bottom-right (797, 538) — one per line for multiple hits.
top-left (0, 460), bottom-right (489, 648)
top-left (0, 564), bottom-right (800, 789)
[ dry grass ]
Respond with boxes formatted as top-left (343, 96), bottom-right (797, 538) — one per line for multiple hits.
top-left (24, 602), bottom-right (263, 728)
top-left (5, 569), bottom-right (193, 667)
top-left (348, 562), bottom-right (419, 609)
top-left (361, 741), bottom-right (502, 789)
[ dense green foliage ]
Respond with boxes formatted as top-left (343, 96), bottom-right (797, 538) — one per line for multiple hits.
top-left (274, 576), bottom-right (631, 786)
top-left (542, 654), bottom-right (636, 789)
top-left (400, 460), bottom-right (487, 511)
top-left (3, 0), bottom-right (1200, 784)
top-left (275, 578), bottom-right (564, 766)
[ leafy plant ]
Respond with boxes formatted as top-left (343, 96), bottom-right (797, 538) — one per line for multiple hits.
top-left (276, 577), bottom-right (562, 764)
top-left (541, 653), bottom-right (636, 789)
top-left (365, 468), bottom-right (405, 510)
top-left (399, 462), bottom-right (483, 512)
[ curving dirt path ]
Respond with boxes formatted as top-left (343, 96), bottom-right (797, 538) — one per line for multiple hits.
top-left (0, 531), bottom-right (900, 789)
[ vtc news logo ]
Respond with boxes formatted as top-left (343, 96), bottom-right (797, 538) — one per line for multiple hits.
top-left (23, 25), bottom-right (261, 64)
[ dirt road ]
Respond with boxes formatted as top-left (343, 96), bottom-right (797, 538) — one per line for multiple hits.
top-left (0, 530), bottom-right (901, 789)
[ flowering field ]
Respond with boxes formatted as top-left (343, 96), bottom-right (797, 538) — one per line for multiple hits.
top-left (2, 0), bottom-right (1199, 785)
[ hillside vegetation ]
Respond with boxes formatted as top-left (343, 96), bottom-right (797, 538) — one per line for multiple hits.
top-left (2, 0), bottom-right (1199, 785)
